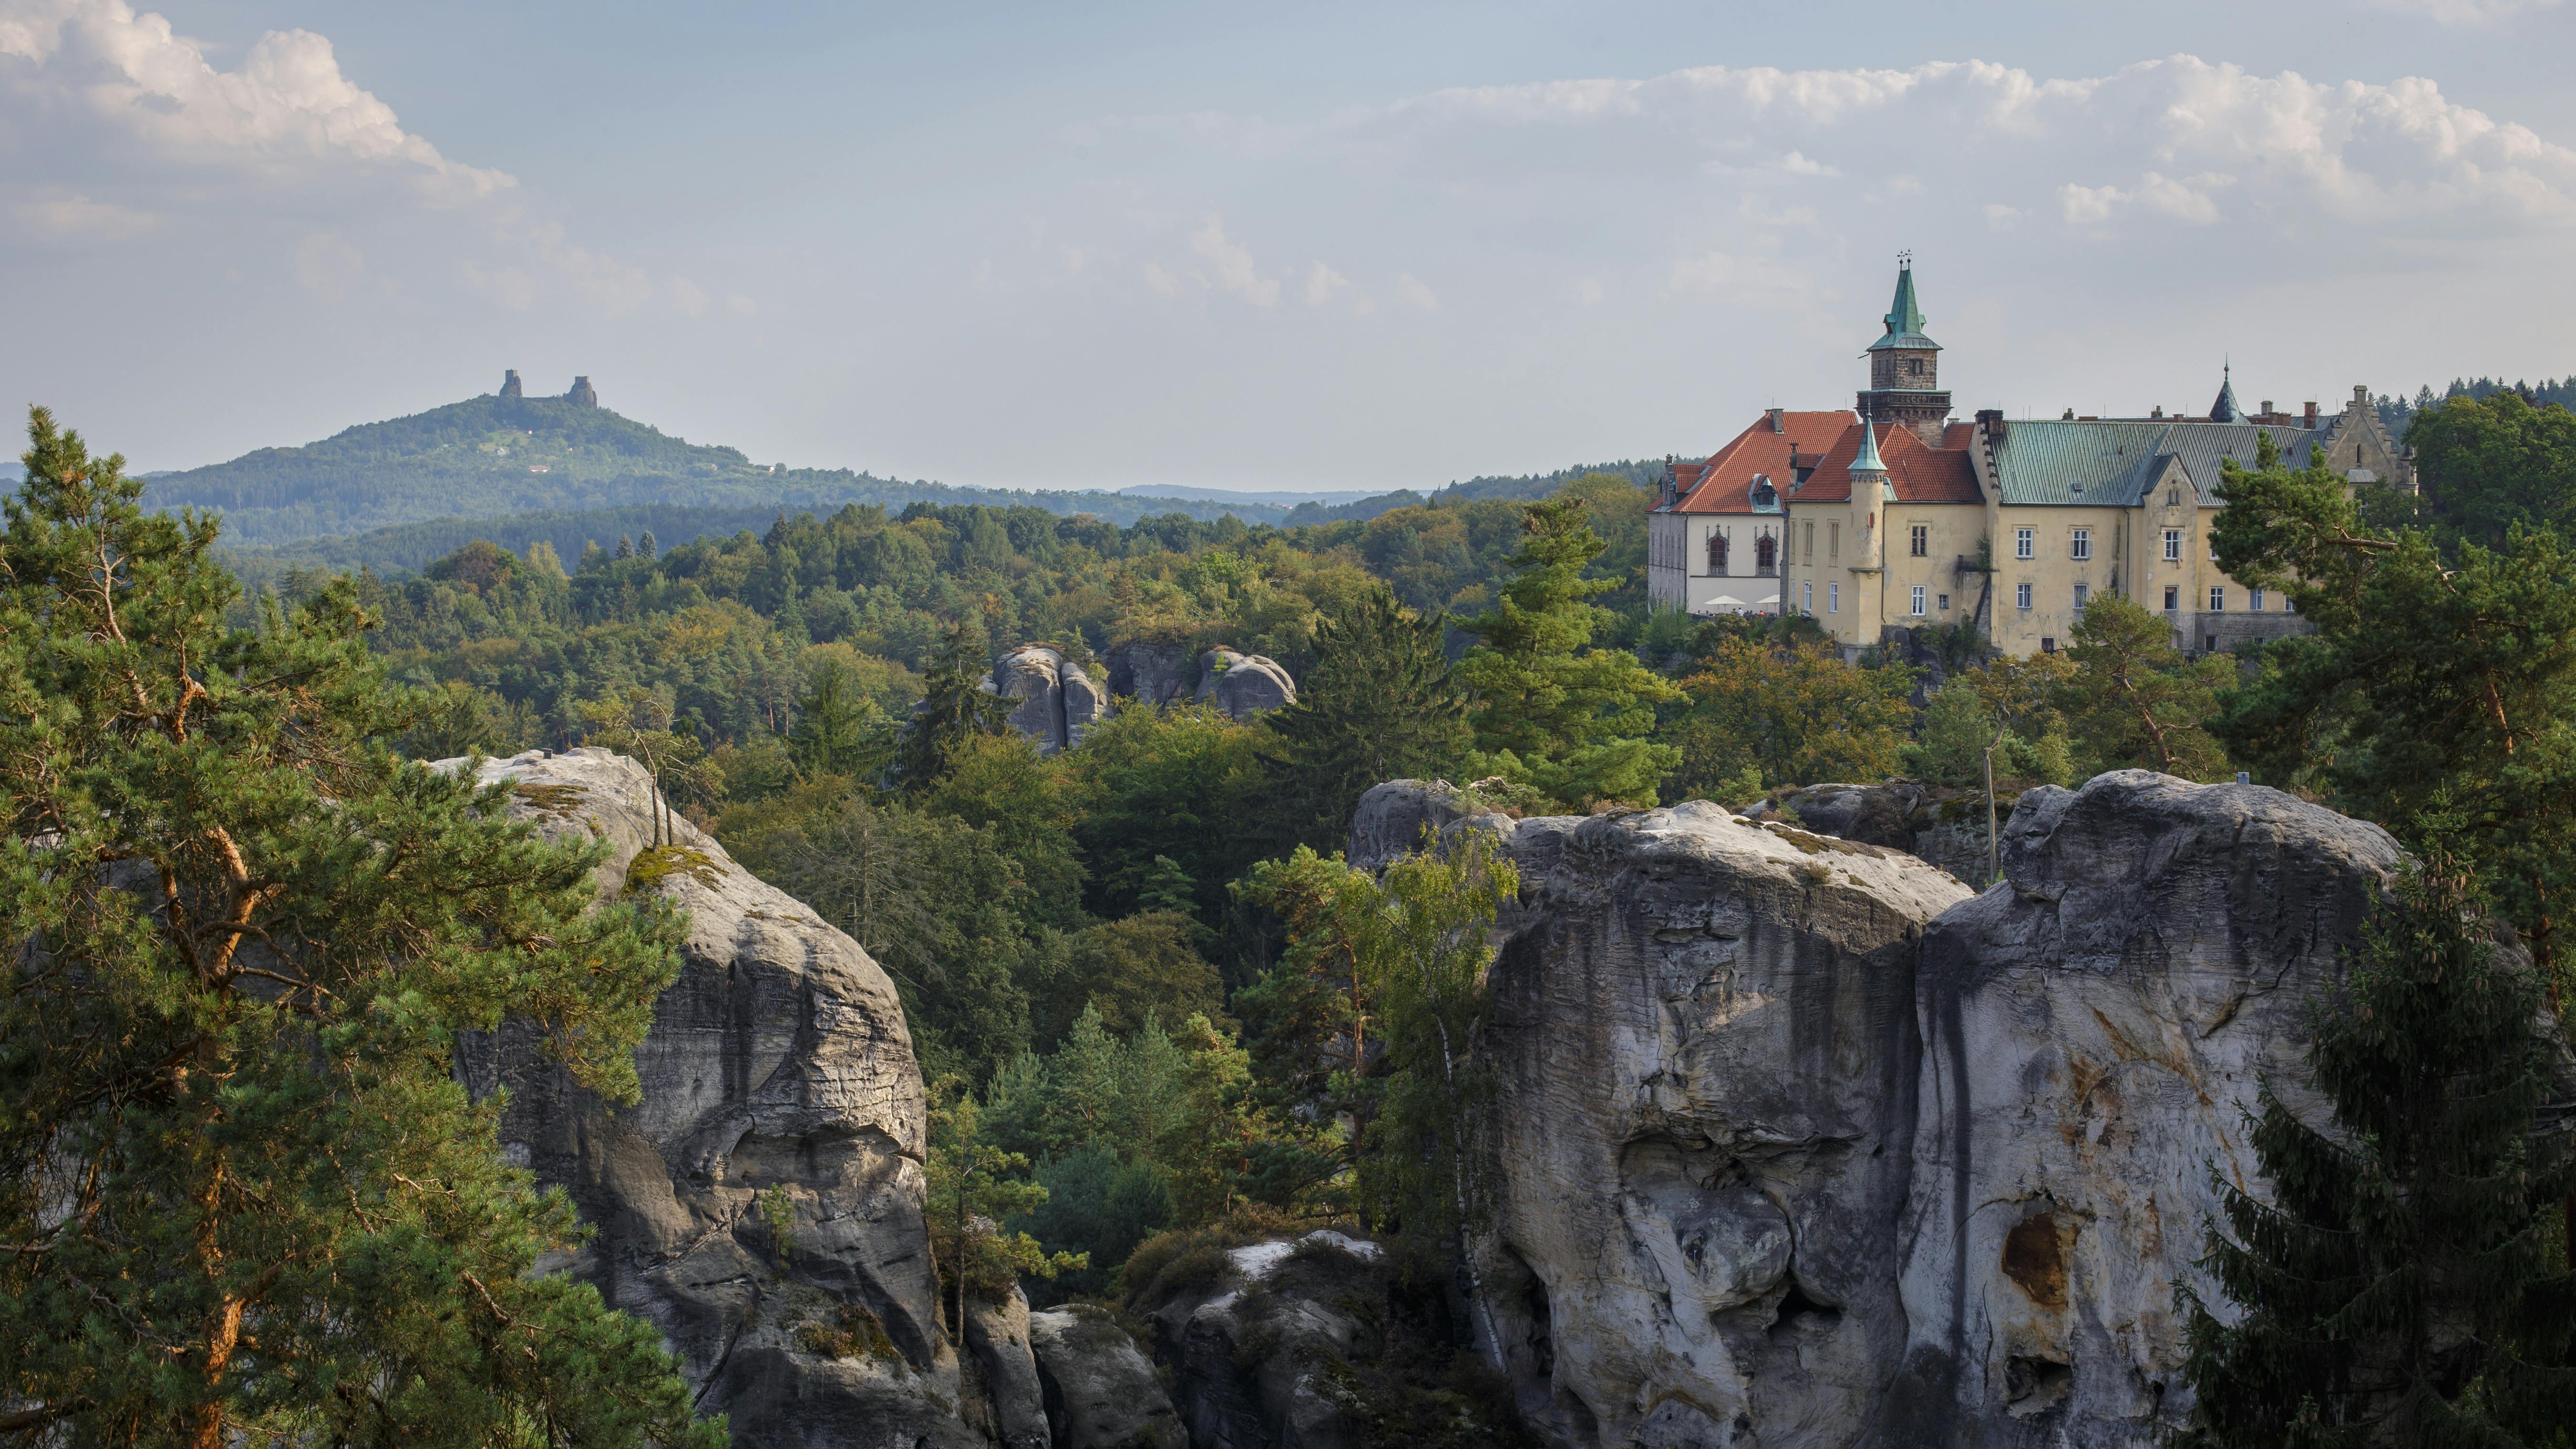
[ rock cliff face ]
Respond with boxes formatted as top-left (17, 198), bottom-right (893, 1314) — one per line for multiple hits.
top-left (1747, 780), bottom-right (2020, 887)
top-left (1101, 641), bottom-right (1297, 720)
top-left (984, 647), bottom-right (1114, 755)
top-left (1351, 770), bottom-right (2403, 1448)
top-left (447, 749), bottom-right (1162, 1449)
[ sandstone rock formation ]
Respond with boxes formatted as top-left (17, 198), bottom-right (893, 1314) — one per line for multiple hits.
top-left (1748, 780), bottom-right (2020, 886)
top-left (446, 748), bottom-right (1162, 1449)
top-left (1350, 770), bottom-right (2405, 1447)
top-left (1027, 1307), bottom-right (1185, 1449)
top-left (1099, 641), bottom-right (1297, 721)
top-left (1192, 647), bottom-right (1297, 719)
top-left (983, 646), bottom-right (1115, 755)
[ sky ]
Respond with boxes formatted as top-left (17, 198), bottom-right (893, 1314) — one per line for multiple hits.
top-left (2, 0), bottom-right (2572, 494)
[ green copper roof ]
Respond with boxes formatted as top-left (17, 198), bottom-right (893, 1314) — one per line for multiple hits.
top-left (2209, 364), bottom-right (2246, 423)
top-left (1867, 263), bottom-right (1938, 352)
top-left (1851, 420), bottom-right (1887, 475)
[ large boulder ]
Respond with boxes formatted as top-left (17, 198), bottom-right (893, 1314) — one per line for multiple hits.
top-left (968, 1287), bottom-right (1051, 1449)
top-left (1060, 660), bottom-right (1113, 747)
top-left (1104, 641), bottom-right (1197, 708)
top-left (1358, 772), bottom-right (2405, 1448)
top-left (1028, 1306), bottom-right (1186, 1449)
top-left (1750, 780), bottom-right (2019, 886)
top-left (1194, 647), bottom-right (1296, 719)
top-left (988, 645), bottom-right (1068, 751)
top-left (450, 749), bottom-right (971, 1448)
top-left (1882, 771), bottom-right (2401, 1444)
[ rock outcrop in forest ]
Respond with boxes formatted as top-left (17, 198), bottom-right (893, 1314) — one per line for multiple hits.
top-left (447, 748), bottom-right (1167, 1449)
top-left (1354, 771), bottom-right (2402, 1448)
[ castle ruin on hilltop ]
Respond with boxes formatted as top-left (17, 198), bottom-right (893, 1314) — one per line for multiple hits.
top-left (497, 370), bottom-right (598, 407)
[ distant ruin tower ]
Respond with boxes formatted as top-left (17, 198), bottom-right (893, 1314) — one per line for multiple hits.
top-left (567, 376), bottom-right (598, 407)
top-left (500, 369), bottom-right (524, 399)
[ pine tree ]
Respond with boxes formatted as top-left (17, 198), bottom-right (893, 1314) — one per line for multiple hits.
top-left (2053, 593), bottom-right (2235, 779)
top-left (2178, 865), bottom-right (2576, 1445)
top-left (1453, 495), bottom-right (1681, 808)
top-left (636, 529), bottom-right (658, 561)
top-left (1255, 585), bottom-right (1472, 853)
top-left (789, 657), bottom-right (896, 783)
top-left (0, 410), bottom-right (716, 1449)
top-left (895, 621), bottom-right (1011, 790)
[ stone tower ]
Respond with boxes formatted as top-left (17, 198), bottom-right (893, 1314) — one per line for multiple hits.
top-left (1851, 420), bottom-right (1893, 569)
top-left (500, 369), bottom-right (523, 399)
top-left (1858, 259), bottom-right (1951, 444)
top-left (567, 376), bottom-right (598, 408)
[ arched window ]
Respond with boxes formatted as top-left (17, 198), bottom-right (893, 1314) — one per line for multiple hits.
top-left (1707, 532), bottom-right (1728, 574)
top-left (1755, 534), bottom-right (1778, 574)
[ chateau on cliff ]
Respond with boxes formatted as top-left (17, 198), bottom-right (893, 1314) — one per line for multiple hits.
top-left (1646, 263), bottom-right (2410, 657)
top-left (496, 369), bottom-right (600, 406)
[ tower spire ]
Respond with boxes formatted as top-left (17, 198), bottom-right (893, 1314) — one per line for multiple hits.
top-left (1882, 254), bottom-right (1926, 343)
top-left (2209, 360), bottom-right (2246, 423)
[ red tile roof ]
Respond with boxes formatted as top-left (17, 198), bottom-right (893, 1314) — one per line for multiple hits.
top-left (1669, 411), bottom-right (1856, 514)
top-left (1670, 412), bottom-right (1982, 510)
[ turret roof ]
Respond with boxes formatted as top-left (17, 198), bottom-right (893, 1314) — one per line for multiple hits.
top-left (1866, 262), bottom-right (1939, 353)
top-left (2209, 364), bottom-right (2245, 423)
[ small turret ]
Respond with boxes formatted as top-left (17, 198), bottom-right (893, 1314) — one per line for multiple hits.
top-left (500, 369), bottom-right (523, 399)
top-left (2209, 363), bottom-right (2245, 424)
top-left (567, 376), bottom-right (598, 408)
top-left (1851, 421), bottom-right (1893, 570)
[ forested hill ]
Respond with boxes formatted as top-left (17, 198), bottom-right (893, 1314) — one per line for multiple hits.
top-left (148, 391), bottom-right (1340, 545)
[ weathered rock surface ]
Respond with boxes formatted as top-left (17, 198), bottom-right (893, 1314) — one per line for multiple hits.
top-left (1749, 780), bottom-right (2022, 886)
top-left (983, 646), bottom-right (1113, 755)
top-left (1104, 641), bottom-right (1198, 709)
top-left (1192, 647), bottom-right (1297, 719)
top-left (1352, 770), bottom-right (2405, 1447)
top-left (1028, 1306), bottom-right (1186, 1449)
top-left (448, 748), bottom-right (1165, 1449)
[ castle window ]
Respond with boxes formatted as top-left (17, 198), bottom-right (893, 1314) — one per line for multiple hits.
top-left (1756, 534), bottom-right (1777, 574)
top-left (1707, 531), bottom-right (1728, 574)
top-left (1803, 521), bottom-right (1814, 563)
top-left (2071, 528), bottom-right (2092, 561)
top-left (1829, 583), bottom-right (1840, 614)
top-left (2074, 583), bottom-right (2091, 611)
top-left (2164, 586), bottom-right (2179, 611)
top-left (1937, 593), bottom-right (1950, 611)
top-left (2016, 582), bottom-right (2033, 610)
top-left (1803, 581), bottom-right (1813, 613)
top-left (1829, 523), bottom-right (1840, 561)
top-left (2168, 486), bottom-right (2181, 507)
top-left (1909, 586), bottom-right (1926, 616)
top-left (2163, 529), bottom-right (2183, 562)
top-left (1909, 524), bottom-right (1928, 557)
top-left (2015, 527), bottom-right (2034, 560)
top-left (2250, 587), bottom-right (2266, 612)
top-left (2209, 586), bottom-right (2226, 613)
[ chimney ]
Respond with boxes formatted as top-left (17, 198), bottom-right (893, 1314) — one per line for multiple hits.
top-left (1767, 407), bottom-right (1785, 433)
top-left (2353, 384), bottom-right (2370, 408)
top-left (2260, 399), bottom-right (2275, 417)
top-left (2151, 405), bottom-right (2164, 419)
top-left (2303, 400), bottom-right (2318, 429)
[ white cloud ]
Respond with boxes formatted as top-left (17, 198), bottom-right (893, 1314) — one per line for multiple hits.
top-left (16, 192), bottom-right (158, 239)
top-left (1143, 261), bottom-right (1185, 298)
top-left (669, 277), bottom-right (710, 316)
top-left (1302, 259), bottom-right (1348, 307)
top-left (459, 260), bottom-right (538, 311)
top-left (1394, 272), bottom-right (1438, 311)
top-left (1185, 214), bottom-right (1279, 306)
top-left (293, 229), bottom-right (363, 302)
top-left (726, 292), bottom-right (758, 317)
top-left (0, 0), bottom-right (509, 200)
top-left (1577, 277), bottom-right (1604, 305)
top-left (1984, 203), bottom-right (2022, 230)
top-left (1778, 149), bottom-right (1836, 176)
top-left (2371, 0), bottom-right (2560, 24)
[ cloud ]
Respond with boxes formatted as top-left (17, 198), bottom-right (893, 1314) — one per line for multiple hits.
top-left (0, 0), bottom-right (509, 200)
top-left (1577, 277), bottom-right (1604, 305)
top-left (1185, 214), bottom-right (1279, 306)
top-left (293, 229), bottom-right (363, 302)
top-left (459, 260), bottom-right (538, 311)
top-left (16, 192), bottom-right (159, 239)
top-left (669, 277), bottom-right (710, 316)
top-left (1394, 272), bottom-right (1438, 311)
top-left (1322, 55), bottom-right (2576, 237)
top-left (1666, 250), bottom-right (1808, 304)
top-left (1143, 261), bottom-right (1185, 298)
top-left (2370, 0), bottom-right (2560, 24)
top-left (1302, 259), bottom-right (1348, 307)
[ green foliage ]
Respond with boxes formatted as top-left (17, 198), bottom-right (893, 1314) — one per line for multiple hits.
top-left (924, 1087), bottom-right (1084, 1343)
top-left (1255, 585), bottom-right (1473, 855)
top-left (789, 657), bottom-right (897, 784)
top-left (1906, 673), bottom-right (2077, 789)
top-left (1070, 701), bottom-right (1265, 935)
top-left (2405, 389), bottom-right (2576, 548)
top-left (0, 409), bottom-right (715, 1449)
top-left (1665, 635), bottom-right (1914, 794)
top-left (2212, 435), bottom-right (2576, 984)
top-left (897, 621), bottom-right (1014, 790)
top-left (1453, 495), bottom-right (1681, 807)
top-left (2052, 593), bottom-right (2236, 780)
top-left (2178, 866), bottom-right (2576, 1444)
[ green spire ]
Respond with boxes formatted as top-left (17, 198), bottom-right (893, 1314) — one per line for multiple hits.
top-left (1867, 257), bottom-right (1938, 352)
top-left (1851, 420), bottom-right (1886, 475)
top-left (1885, 264), bottom-right (1925, 339)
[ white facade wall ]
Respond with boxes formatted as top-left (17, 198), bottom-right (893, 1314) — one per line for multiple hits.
top-left (1647, 510), bottom-right (1782, 616)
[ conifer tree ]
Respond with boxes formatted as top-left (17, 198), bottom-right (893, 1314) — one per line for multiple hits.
top-left (2178, 864), bottom-right (2576, 1445)
top-left (1453, 495), bottom-right (1680, 808)
top-left (0, 411), bottom-right (714, 1449)
top-left (1255, 585), bottom-right (1471, 853)
top-left (789, 657), bottom-right (896, 783)
top-left (2053, 592), bottom-right (2235, 780)
top-left (896, 621), bottom-right (1011, 790)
